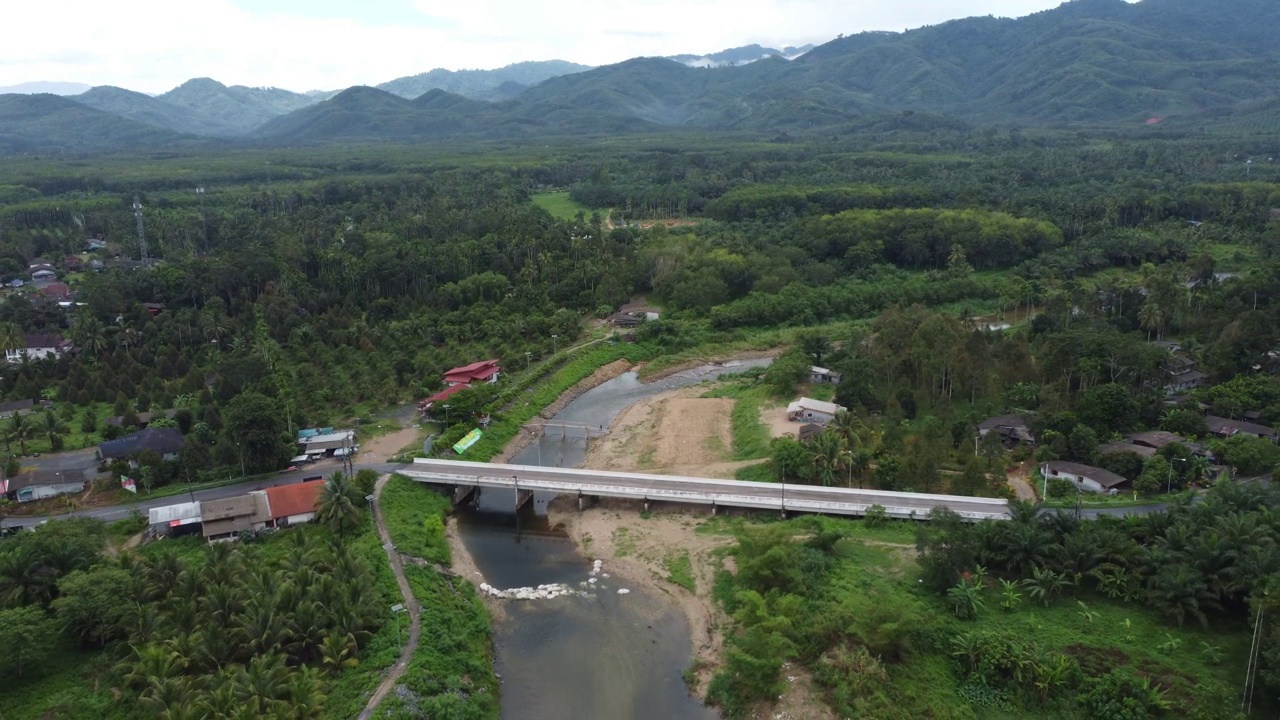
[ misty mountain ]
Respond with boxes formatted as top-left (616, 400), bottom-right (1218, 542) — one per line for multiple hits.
top-left (667, 43), bottom-right (815, 67)
top-left (377, 61), bottom-right (593, 101)
top-left (0, 94), bottom-right (187, 154)
top-left (72, 86), bottom-right (246, 136)
top-left (158, 78), bottom-right (318, 135)
top-left (0, 81), bottom-right (92, 96)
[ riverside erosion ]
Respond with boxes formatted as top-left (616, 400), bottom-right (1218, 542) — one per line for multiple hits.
top-left (452, 360), bottom-right (765, 719)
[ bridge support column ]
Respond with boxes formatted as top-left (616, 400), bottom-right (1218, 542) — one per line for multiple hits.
top-left (711, 502), bottom-right (717, 517)
top-left (578, 492), bottom-right (585, 512)
top-left (453, 485), bottom-right (477, 507)
top-left (643, 498), bottom-right (650, 513)
top-left (516, 489), bottom-right (534, 512)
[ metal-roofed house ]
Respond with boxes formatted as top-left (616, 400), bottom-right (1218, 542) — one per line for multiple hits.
top-left (1041, 461), bottom-right (1132, 494)
top-left (296, 430), bottom-right (356, 459)
top-left (98, 427), bottom-right (185, 464)
top-left (148, 501), bottom-right (203, 537)
top-left (6, 334), bottom-right (71, 363)
top-left (443, 360), bottom-right (501, 386)
top-left (201, 494), bottom-right (271, 541)
top-left (786, 398), bottom-right (846, 426)
top-left (1, 469), bottom-right (85, 503)
top-left (809, 366), bottom-right (843, 385)
top-left (977, 415), bottom-right (1036, 446)
top-left (1205, 416), bottom-right (1278, 443)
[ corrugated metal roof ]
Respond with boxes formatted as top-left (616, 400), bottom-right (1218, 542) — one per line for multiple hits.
top-left (148, 502), bottom-right (202, 525)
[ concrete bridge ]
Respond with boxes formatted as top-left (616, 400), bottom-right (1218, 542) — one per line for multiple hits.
top-left (401, 459), bottom-right (1012, 522)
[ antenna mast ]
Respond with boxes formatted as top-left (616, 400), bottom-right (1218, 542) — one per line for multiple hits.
top-left (132, 195), bottom-right (149, 263)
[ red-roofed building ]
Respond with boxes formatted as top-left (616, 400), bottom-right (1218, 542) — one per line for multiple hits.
top-left (262, 479), bottom-right (325, 528)
top-left (37, 282), bottom-right (72, 301)
top-left (443, 359), bottom-right (500, 386)
top-left (418, 382), bottom-right (472, 412)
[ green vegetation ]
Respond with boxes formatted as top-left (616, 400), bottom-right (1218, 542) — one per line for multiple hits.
top-left (531, 191), bottom-right (597, 220)
top-left (376, 476), bottom-right (497, 719)
top-left (703, 381), bottom-right (773, 461)
top-left (707, 494), bottom-right (1262, 719)
top-left (664, 552), bottom-right (696, 593)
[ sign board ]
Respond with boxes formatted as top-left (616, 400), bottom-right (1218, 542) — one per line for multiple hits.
top-left (452, 428), bottom-right (483, 454)
top-left (121, 477), bottom-right (137, 494)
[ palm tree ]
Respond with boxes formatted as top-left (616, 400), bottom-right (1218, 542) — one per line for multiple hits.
top-left (0, 322), bottom-right (23, 359)
top-left (38, 410), bottom-right (67, 451)
top-left (72, 316), bottom-right (109, 358)
top-left (1138, 300), bottom-right (1164, 341)
top-left (808, 433), bottom-right (844, 487)
top-left (1145, 564), bottom-right (1219, 628)
top-left (316, 472), bottom-right (363, 537)
top-left (1022, 566), bottom-right (1072, 607)
top-left (4, 412), bottom-right (31, 457)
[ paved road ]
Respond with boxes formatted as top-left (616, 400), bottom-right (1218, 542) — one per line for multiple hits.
top-left (358, 473), bottom-right (423, 720)
top-left (3, 462), bottom-right (398, 529)
top-left (404, 459), bottom-right (1013, 521)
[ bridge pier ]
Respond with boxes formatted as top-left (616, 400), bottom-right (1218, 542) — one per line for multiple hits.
top-left (711, 502), bottom-right (717, 517)
top-left (453, 485), bottom-right (478, 507)
top-left (516, 489), bottom-right (534, 512)
top-left (643, 498), bottom-right (650, 513)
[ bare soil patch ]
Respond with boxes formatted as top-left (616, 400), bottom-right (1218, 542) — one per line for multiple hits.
top-left (583, 386), bottom-right (748, 477)
top-left (361, 427), bottom-right (422, 462)
top-left (1006, 461), bottom-right (1039, 501)
top-left (547, 496), bottom-right (734, 695)
top-left (761, 404), bottom-right (800, 440)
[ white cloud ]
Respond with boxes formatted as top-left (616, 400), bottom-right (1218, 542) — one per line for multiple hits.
top-left (0, 0), bottom-right (1071, 93)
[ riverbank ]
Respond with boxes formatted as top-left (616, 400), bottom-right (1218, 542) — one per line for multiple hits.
top-left (546, 496), bottom-right (734, 696)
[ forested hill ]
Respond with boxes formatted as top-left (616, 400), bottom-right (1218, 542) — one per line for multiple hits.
top-left (226, 0), bottom-right (1280, 143)
top-left (4, 0), bottom-right (1280, 151)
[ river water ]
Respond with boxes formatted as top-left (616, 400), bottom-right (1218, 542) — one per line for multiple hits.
top-left (455, 359), bottom-right (771, 720)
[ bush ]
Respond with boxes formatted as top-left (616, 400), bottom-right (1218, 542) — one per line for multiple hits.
top-left (1047, 477), bottom-right (1075, 498)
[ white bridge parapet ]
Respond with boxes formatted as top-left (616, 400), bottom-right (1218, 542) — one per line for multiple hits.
top-left (403, 459), bottom-right (1011, 522)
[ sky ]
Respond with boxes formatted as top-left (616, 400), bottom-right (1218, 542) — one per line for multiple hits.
top-left (1, 0), bottom-right (1075, 93)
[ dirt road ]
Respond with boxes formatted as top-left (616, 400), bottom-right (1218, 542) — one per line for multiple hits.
top-left (358, 474), bottom-right (423, 720)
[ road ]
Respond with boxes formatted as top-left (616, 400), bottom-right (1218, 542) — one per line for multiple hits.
top-left (4, 462), bottom-right (398, 529)
top-left (403, 459), bottom-right (1014, 522)
top-left (358, 473), bottom-right (423, 720)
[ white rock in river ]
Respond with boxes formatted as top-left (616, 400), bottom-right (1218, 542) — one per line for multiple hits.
top-left (588, 578), bottom-right (597, 584)
top-left (617, 588), bottom-right (630, 595)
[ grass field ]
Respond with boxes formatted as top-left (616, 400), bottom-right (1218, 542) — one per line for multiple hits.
top-left (531, 191), bottom-right (597, 220)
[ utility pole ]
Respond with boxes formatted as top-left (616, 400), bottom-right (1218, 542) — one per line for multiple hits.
top-left (133, 195), bottom-right (148, 263)
top-left (195, 187), bottom-right (208, 254)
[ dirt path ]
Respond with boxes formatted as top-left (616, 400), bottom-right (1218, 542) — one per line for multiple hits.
top-left (547, 497), bottom-right (735, 694)
top-left (1007, 462), bottom-right (1039, 501)
top-left (359, 474), bottom-right (424, 720)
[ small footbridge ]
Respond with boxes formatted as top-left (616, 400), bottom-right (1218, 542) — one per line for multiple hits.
top-left (400, 459), bottom-right (1011, 522)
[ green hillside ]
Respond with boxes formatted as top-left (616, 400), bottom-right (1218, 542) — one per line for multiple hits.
top-left (0, 94), bottom-right (189, 154)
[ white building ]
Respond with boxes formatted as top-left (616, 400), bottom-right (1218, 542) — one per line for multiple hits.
top-left (786, 398), bottom-right (847, 426)
top-left (5, 334), bottom-right (71, 363)
top-left (1041, 461), bottom-right (1131, 495)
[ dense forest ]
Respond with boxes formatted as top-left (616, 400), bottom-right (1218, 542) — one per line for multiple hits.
top-left (0, 119), bottom-right (1276, 718)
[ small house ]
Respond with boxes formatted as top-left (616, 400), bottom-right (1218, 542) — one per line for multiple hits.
top-left (63, 255), bottom-right (83, 272)
top-left (98, 427), bottom-right (185, 464)
top-left (1098, 441), bottom-right (1157, 458)
top-left (0, 399), bottom-right (34, 419)
top-left (1041, 461), bottom-right (1131, 495)
top-left (786, 398), bottom-right (846, 426)
top-left (296, 430), bottom-right (356, 458)
top-left (608, 311), bottom-right (644, 328)
top-left (36, 283), bottom-right (72, 301)
top-left (1205, 416), bottom-right (1278, 442)
top-left (148, 501), bottom-right (203, 538)
top-left (5, 334), bottom-right (72, 363)
top-left (1, 469), bottom-right (85, 503)
top-left (797, 423), bottom-right (823, 442)
top-left (809, 366), bottom-right (843, 385)
top-left (201, 494), bottom-right (271, 542)
top-left (263, 479), bottom-right (325, 528)
top-left (977, 415), bottom-right (1035, 446)
top-left (30, 268), bottom-right (56, 282)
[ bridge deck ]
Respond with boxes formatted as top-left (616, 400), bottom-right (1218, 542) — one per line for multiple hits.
top-left (402, 459), bottom-right (1011, 522)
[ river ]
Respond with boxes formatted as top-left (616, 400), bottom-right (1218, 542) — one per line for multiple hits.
top-left (455, 359), bottom-right (770, 720)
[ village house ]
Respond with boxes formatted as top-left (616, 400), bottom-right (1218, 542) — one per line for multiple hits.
top-left (98, 427), bottom-right (185, 465)
top-left (5, 334), bottom-right (72, 363)
top-left (786, 398), bottom-right (847, 426)
top-left (261, 479), bottom-right (325, 528)
top-left (200, 494), bottom-right (271, 542)
top-left (63, 255), bottom-right (83, 272)
top-left (1098, 441), bottom-right (1157, 458)
top-left (607, 310), bottom-right (644, 328)
top-left (105, 409), bottom-right (178, 429)
top-left (797, 423), bottom-right (824, 442)
top-left (0, 399), bottom-right (35, 420)
top-left (444, 359), bottom-right (501, 386)
top-left (1124, 430), bottom-right (1207, 455)
top-left (148, 501), bottom-right (203, 538)
top-left (977, 415), bottom-right (1036, 446)
top-left (296, 429), bottom-right (356, 459)
top-left (1205, 415), bottom-right (1279, 443)
top-left (1041, 461), bottom-right (1132, 494)
top-left (1, 469), bottom-right (85, 503)
top-left (36, 282), bottom-right (72, 302)
top-left (809, 366), bottom-right (843, 385)
top-left (29, 268), bottom-right (56, 282)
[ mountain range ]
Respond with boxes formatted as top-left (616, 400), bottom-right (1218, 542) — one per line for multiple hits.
top-left (1, 0), bottom-right (1278, 153)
